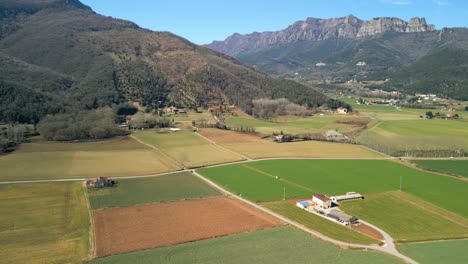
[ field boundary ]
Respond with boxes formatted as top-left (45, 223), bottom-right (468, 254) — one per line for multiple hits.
top-left (83, 187), bottom-right (97, 260)
top-left (194, 131), bottom-right (252, 161)
top-left (130, 134), bottom-right (183, 169)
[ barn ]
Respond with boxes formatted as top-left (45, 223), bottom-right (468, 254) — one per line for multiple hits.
top-left (330, 192), bottom-right (364, 203)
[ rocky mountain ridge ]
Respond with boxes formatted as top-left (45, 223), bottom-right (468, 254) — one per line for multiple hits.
top-left (206, 15), bottom-right (435, 57)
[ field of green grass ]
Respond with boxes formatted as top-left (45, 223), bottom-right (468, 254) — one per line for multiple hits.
top-left (263, 202), bottom-right (379, 245)
top-left (199, 160), bottom-right (468, 217)
top-left (399, 239), bottom-right (468, 264)
top-left (134, 129), bottom-right (245, 168)
top-left (412, 160), bottom-right (468, 178)
top-left (0, 137), bottom-right (179, 181)
top-left (224, 114), bottom-right (369, 136)
top-left (358, 119), bottom-right (468, 157)
top-left (340, 192), bottom-right (468, 242)
top-left (0, 182), bottom-right (90, 263)
top-left (88, 226), bottom-right (401, 264)
top-left (88, 172), bottom-right (220, 209)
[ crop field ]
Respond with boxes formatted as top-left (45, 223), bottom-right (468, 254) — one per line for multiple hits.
top-left (0, 182), bottom-right (90, 264)
top-left (198, 128), bottom-right (383, 159)
top-left (134, 129), bottom-right (245, 167)
top-left (263, 201), bottom-right (379, 245)
top-left (199, 159), bottom-right (468, 217)
top-left (399, 239), bottom-right (468, 264)
top-left (358, 119), bottom-right (468, 157)
top-left (412, 160), bottom-right (468, 178)
top-left (224, 113), bottom-right (370, 136)
top-left (0, 137), bottom-right (178, 181)
top-left (93, 196), bottom-right (281, 257)
top-left (339, 192), bottom-right (468, 242)
top-left (88, 172), bottom-right (221, 209)
top-left (89, 226), bottom-right (402, 264)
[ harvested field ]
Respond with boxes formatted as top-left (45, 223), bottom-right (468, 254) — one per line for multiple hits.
top-left (93, 196), bottom-right (281, 257)
top-left (352, 224), bottom-right (384, 241)
top-left (198, 128), bottom-right (264, 144)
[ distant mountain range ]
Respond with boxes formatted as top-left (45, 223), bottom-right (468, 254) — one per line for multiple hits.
top-left (206, 15), bottom-right (468, 100)
top-left (0, 0), bottom-right (334, 123)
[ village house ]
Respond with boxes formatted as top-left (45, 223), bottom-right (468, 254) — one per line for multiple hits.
top-left (336, 107), bottom-right (348, 114)
top-left (83, 177), bottom-right (114, 188)
top-left (312, 194), bottom-right (332, 209)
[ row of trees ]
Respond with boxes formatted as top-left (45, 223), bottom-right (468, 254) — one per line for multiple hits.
top-left (252, 98), bottom-right (309, 119)
top-left (0, 125), bottom-right (28, 153)
top-left (37, 108), bottom-right (127, 141)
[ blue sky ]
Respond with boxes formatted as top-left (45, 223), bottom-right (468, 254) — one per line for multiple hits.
top-left (81, 0), bottom-right (467, 44)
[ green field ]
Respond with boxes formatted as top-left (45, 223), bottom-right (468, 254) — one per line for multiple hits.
top-left (412, 160), bottom-right (468, 178)
top-left (88, 226), bottom-right (401, 264)
top-left (263, 202), bottom-right (379, 245)
top-left (0, 182), bottom-right (90, 263)
top-left (88, 172), bottom-right (220, 209)
top-left (134, 129), bottom-right (245, 167)
top-left (224, 114), bottom-right (370, 136)
top-left (199, 160), bottom-right (468, 218)
top-left (340, 192), bottom-right (468, 242)
top-left (399, 239), bottom-right (468, 264)
top-left (0, 137), bottom-right (179, 181)
top-left (358, 119), bottom-right (468, 157)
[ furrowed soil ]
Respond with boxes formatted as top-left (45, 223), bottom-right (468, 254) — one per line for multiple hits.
top-left (93, 196), bottom-right (281, 257)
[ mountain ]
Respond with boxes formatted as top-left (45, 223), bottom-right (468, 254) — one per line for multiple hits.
top-left (0, 0), bottom-right (333, 123)
top-left (206, 15), bottom-right (435, 57)
top-left (205, 15), bottom-right (468, 100)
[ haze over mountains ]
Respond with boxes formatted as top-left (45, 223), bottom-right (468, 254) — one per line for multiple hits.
top-left (0, 0), bottom-right (334, 123)
top-left (206, 15), bottom-right (468, 100)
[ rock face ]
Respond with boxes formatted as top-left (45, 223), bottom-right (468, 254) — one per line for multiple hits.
top-left (206, 15), bottom-right (435, 57)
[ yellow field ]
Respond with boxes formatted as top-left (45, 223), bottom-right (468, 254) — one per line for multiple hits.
top-left (134, 129), bottom-right (246, 168)
top-left (0, 182), bottom-right (90, 263)
top-left (0, 137), bottom-right (179, 181)
top-left (198, 128), bottom-right (383, 159)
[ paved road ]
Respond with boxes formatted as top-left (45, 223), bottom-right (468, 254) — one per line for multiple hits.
top-left (191, 170), bottom-right (418, 264)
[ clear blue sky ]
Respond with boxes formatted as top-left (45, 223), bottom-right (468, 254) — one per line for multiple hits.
top-left (81, 0), bottom-right (467, 44)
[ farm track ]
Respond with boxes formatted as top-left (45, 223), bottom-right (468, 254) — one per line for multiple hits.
top-left (191, 170), bottom-right (417, 264)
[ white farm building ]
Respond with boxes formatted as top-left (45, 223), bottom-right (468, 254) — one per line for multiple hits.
top-left (330, 192), bottom-right (364, 203)
top-left (312, 194), bottom-right (332, 209)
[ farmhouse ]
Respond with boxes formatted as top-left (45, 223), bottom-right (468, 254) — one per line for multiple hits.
top-left (169, 128), bottom-right (181, 132)
top-left (336, 107), bottom-right (348, 114)
top-left (312, 194), bottom-right (332, 209)
top-left (272, 135), bottom-right (285, 142)
top-left (327, 209), bottom-right (358, 225)
top-left (84, 177), bottom-right (114, 188)
top-left (330, 192), bottom-right (364, 203)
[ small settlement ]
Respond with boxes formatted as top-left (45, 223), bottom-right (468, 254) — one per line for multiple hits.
top-left (296, 192), bottom-right (363, 226)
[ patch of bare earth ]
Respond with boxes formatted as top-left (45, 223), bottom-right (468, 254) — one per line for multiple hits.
top-left (352, 223), bottom-right (384, 241)
top-left (93, 196), bottom-right (281, 257)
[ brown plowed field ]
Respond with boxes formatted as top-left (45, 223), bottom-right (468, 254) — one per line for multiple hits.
top-left (93, 196), bottom-right (282, 257)
top-left (352, 223), bottom-right (384, 241)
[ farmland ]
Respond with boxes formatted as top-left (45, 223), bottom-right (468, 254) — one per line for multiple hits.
top-left (0, 182), bottom-right (90, 264)
top-left (199, 160), bottom-right (468, 218)
top-left (224, 113), bottom-right (370, 136)
top-left (357, 119), bottom-right (468, 157)
top-left (0, 137), bottom-right (178, 181)
top-left (263, 201), bottom-right (379, 245)
top-left (339, 192), bottom-right (468, 242)
top-left (93, 197), bottom-right (281, 257)
top-left (412, 160), bottom-right (468, 178)
top-left (399, 239), bottom-right (468, 264)
top-left (88, 172), bottom-right (221, 209)
top-left (89, 226), bottom-right (402, 264)
top-left (134, 129), bottom-right (245, 167)
top-left (198, 128), bottom-right (383, 159)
